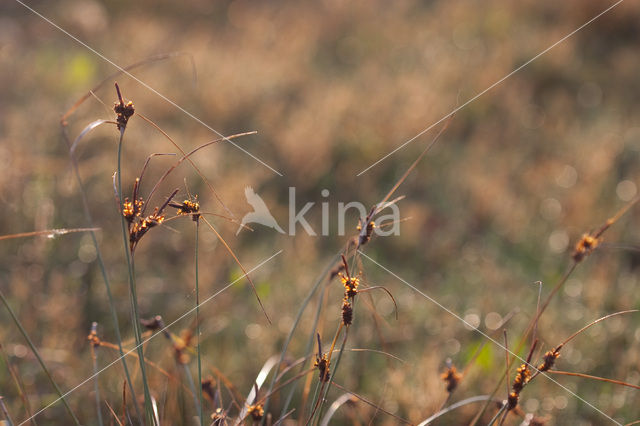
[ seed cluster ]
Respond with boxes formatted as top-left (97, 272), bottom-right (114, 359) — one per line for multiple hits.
top-left (571, 234), bottom-right (599, 263)
top-left (314, 352), bottom-right (331, 383)
top-left (114, 83), bottom-right (135, 130)
top-left (537, 347), bottom-right (562, 373)
top-left (169, 197), bottom-right (201, 221)
top-left (507, 363), bottom-right (532, 410)
top-left (357, 218), bottom-right (376, 246)
top-left (441, 365), bottom-right (462, 393)
top-left (338, 256), bottom-right (360, 326)
top-left (314, 333), bottom-right (331, 383)
top-left (246, 404), bottom-right (264, 421)
top-left (122, 178), bottom-right (177, 252)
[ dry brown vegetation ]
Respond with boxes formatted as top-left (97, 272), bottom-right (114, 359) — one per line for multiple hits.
top-left (2, 1), bottom-right (640, 425)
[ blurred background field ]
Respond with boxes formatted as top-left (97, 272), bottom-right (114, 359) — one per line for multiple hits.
top-left (1, 0), bottom-right (640, 424)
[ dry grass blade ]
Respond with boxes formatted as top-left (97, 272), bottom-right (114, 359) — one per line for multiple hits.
top-left (358, 286), bottom-right (398, 320)
top-left (121, 380), bottom-right (127, 426)
top-left (138, 153), bottom-right (177, 188)
top-left (60, 52), bottom-right (196, 124)
top-left (547, 370), bottom-right (640, 390)
top-left (511, 196), bottom-right (640, 362)
top-left (104, 401), bottom-right (124, 426)
top-left (0, 343), bottom-right (34, 425)
top-left (139, 127), bottom-right (256, 218)
top-left (201, 215), bottom-right (271, 323)
top-left (559, 309), bottom-right (638, 348)
top-left (376, 115), bottom-right (454, 210)
top-left (138, 114), bottom-right (251, 220)
top-left (95, 341), bottom-right (190, 392)
top-left (0, 396), bottom-right (14, 426)
top-left (328, 382), bottom-right (412, 425)
top-left (355, 116), bottom-right (453, 250)
top-left (0, 228), bottom-right (100, 241)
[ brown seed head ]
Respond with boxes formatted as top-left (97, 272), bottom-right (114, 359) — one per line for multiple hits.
top-left (507, 363), bottom-right (531, 410)
top-left (314, 352), bottom-right (331, 383)
top-left (441, 365), bottom-right (462, 393)
top-left (507, 391), bottom-right (519, 410)
top-left (87, 328), bottom-right (100, 348)
top-left (357, 219), bottom-right (376, 246)
top-left (572, 234), bottom-right (599, 263)
top-left (341, 298), bottom-right (353, 326)
top-left (129, 208), bottom-right (165, 247)
top-left (247, 404), bottom-right (264, 421)
top-left (114, 95), bottom-right (135, 130)
top-left (169, 198), bottom-right (201, 221)
top-left (537, 348), bottom-right (561, 372)
top-left (340, 273), bottom-right (359, 299)
top-left (122, 199), bottom-right (135, 221)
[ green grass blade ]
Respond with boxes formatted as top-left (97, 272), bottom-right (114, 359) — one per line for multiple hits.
top-left (0, 290), bottom-right (80, 425)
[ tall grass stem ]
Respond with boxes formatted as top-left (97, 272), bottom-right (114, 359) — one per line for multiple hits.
top-left (195, 220), bottom-right (204, 425)
top-left (64, 126), bottom-right (142, 422)
top-left (116, 130), bottom-right (155, 425)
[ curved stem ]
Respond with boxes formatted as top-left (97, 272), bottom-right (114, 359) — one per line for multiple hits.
top-left (64, 124), bottom-right (143, 422)
top-left (419, 395), bottom-right (499, 426)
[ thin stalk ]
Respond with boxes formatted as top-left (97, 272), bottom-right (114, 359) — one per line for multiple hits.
top-left (0, 290), bottom-right (80, 425)
top-left (0, 228), bottom-right (99, 241)
top-left (547, 370), bottom-right (640, 390)
top-left (0, 396), bottom-right (14, 426)
top-left (261, 255), bottom-right (340, 424)
top-left (315, 328), bottom-right (350, 425)
top-left (64, 125), bottom-right (142, 421)
top-left (182, 363), bottom-right (200, 418)
top-left (195, 219), bottom-right (204, 426)
top-left (280, 275), bottom-right (329, 420)
top-left (305, 381), bottom-right (322, 426)
top-left (326, 382), bottom-right (412, 425)
top-left (486, 404), bottom-right (507, 426)
top-left (468, 376), bottom-right (505, 426)
top-left (116, 130), bottom-right (155, 425)
top-left (0, 341), bottom-right (35, 425)
top-left (90, 325), bottom-right (104, 426)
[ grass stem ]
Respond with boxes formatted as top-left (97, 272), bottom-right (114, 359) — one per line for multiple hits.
top-left (63, 125), bottom-right (143, 422)
top-left (0, 289), bottom-right (80, 425)
top-left (116, 130), bottom-right (155, 425)
top-left (195, 220), bottom-right (204, 425)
